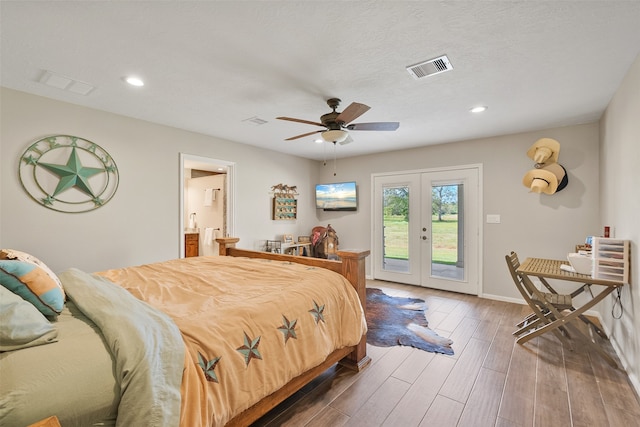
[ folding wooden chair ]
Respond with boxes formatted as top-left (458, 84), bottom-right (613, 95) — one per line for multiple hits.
top-left (505, 252), bottom-right (572, 346)
top-left (506, 252), bottom-right (619, 367)
top-left (506, 252), bottom-right (607, 339)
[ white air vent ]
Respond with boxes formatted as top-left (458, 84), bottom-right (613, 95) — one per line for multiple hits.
top-left (406, 55), bottom-right (453, 80)
top-left (242, 116), bottom-right (268, 125)
top-left (39, 70), bottom-right (95, 95)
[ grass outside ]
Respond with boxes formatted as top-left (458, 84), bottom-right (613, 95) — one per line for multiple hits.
top-left (384, 214), bottom-right (458, 264)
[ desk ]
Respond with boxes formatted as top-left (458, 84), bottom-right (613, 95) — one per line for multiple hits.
top-left (517, 257), bottom-right (624, 368)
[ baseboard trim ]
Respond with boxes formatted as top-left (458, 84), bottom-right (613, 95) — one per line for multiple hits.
top-left (481, 292), bottom-right (601, 317)
top-left (592, 312), bottom-right (640, 400)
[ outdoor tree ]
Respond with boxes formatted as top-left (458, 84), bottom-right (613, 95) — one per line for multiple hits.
top-left (432, 185), bottom-right (458, 221)
top-left (383, 187), bottom-right (409, 220)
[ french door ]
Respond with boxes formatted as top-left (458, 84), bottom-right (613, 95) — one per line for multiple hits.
top-left (373, 166), bottom-right (480, 295)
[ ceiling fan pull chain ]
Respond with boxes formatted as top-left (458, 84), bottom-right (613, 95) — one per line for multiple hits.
top-left (323, 140), bottom-right (327, 166)
top-left (333, 142), bottom-right (337, 176)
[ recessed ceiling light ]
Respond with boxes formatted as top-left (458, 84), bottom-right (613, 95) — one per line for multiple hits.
top-left (125, 76), bottom-right (144, 87)
top-left (314, 138), bottom-right (324, 144)
top-left (470, 106), bottom-right (488, 113)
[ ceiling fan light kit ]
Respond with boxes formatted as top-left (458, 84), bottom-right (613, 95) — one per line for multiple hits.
top-left (322, 129), bottom-right (349, 143)
top-left (277, 97), bottom-right (399, 145)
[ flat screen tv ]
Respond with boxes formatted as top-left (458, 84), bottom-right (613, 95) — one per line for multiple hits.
top-left (315, 181), bottom-right (357, 211)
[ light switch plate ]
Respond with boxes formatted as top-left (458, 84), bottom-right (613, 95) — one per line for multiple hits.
top-left (486, 214), bottom-right (501, 224)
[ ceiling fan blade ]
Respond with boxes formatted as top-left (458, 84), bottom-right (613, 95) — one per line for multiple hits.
top-left (285, 130), bottom-right (323, 141)
top-left (335, 102), bottom-right (370, 124)
top-left (346, 122), bottom-right (400, 131)
top-left (277, 116), bottom-right (325, 127)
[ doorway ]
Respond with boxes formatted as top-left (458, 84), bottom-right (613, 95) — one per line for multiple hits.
top-left (372, 165), bottom-right (481, 295)
top-left (179, 153), bottom-right (235, 258)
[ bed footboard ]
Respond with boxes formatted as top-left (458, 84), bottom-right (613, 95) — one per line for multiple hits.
top-left (216, 237), bottom-right (371, 424)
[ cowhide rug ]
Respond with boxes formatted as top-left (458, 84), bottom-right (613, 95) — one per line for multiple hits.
top-left (366, 288), bottom-right (454, 355)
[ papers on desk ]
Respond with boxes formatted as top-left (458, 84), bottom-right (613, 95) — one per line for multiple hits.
top-left (560, 264), bottom-right (576, 273)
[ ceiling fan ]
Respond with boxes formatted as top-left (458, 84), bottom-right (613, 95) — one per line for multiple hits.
top-left (277, 98), bottom-right (399, 144)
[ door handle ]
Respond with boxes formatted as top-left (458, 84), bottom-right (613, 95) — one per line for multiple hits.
top-left (422, 235), bottom-right (427, 240)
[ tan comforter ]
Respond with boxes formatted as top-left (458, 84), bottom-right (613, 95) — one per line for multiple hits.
top-left (98, 255), bottom-right (366, 426)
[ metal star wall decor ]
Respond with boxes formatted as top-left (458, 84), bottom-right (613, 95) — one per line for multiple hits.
top-left (18, 135), bottom-right (119, 213)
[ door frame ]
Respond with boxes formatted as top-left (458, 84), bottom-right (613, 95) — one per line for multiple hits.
top-left (370, 164), bottom-right (483, 295)
top-left (179, 153), bottom-right (236, 258)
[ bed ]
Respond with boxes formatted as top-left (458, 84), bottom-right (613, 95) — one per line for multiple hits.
top-left (0, 238), bottom-right (370, 426)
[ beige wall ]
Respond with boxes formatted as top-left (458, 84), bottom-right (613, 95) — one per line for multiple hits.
top-left (0, 86), bottom-right (602, 296)
top-left (316, 123), bottom-right (601, 300)
top-left (599, 53), bottom-right (640, 392)
top-left (2, 68), bottom-right (637, 392)
top-left (0, 88), bottom-right (320, 272)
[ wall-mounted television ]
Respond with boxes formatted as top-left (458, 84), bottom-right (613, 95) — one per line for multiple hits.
top-left (315, 181), bottom-right (357, 211)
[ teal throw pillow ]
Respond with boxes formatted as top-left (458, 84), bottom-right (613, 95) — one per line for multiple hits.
top-left (0, 260), bottom-right (64, 318)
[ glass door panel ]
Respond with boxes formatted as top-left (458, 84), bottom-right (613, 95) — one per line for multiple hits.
top-left (421, 169), bottom-right (478, 294)
top-left (430, 183), bottom-right (464, 281)
top-left (382, 185), bottom-right (410, 273)
top-left (373, 174), bottom-right (421, 285)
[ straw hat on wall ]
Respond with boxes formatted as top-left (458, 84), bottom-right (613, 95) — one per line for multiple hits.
top-left (523, 162), bottom-right (568, 194)
top-left (526, 138), bottom-right (560, 164)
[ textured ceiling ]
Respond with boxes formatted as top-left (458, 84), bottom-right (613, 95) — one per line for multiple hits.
top-left (2, 1), bottom-right (639, 161)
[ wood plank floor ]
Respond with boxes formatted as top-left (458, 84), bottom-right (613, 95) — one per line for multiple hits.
top-left (252, 280), bottom-right (640, 427)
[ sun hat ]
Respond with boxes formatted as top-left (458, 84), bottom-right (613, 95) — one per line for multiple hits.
top-left (526, 138), bottom-right (560, 164)
top-left (522, 162), bottom-right (568, 194)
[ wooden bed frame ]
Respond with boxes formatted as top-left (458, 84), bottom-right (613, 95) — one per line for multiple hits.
top-left (216, 237), bottom-right (371, 426)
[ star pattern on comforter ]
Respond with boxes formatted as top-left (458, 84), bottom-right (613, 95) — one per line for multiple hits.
top-left (277, 315), bottom-right (298, 344)
top-left (309, 300), bottom-right (326, 324)
top-left (236, 332), bottom-right (262, 366)
top-left (198, 353), bottom-right (221, 383)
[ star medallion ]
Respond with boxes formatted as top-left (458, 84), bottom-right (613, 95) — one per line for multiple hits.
top-left (18, 135), bottom-right (119, 212)
top-left (38, 146), bottom-right (105, 197)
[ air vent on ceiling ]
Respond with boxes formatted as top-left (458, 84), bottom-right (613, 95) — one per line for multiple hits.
top-left (406, 55), bottom-right (453, 80)
top-left (39, 70), bottom-right (95, 95)
top-left (242, 116), bottom-right (268, 125)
